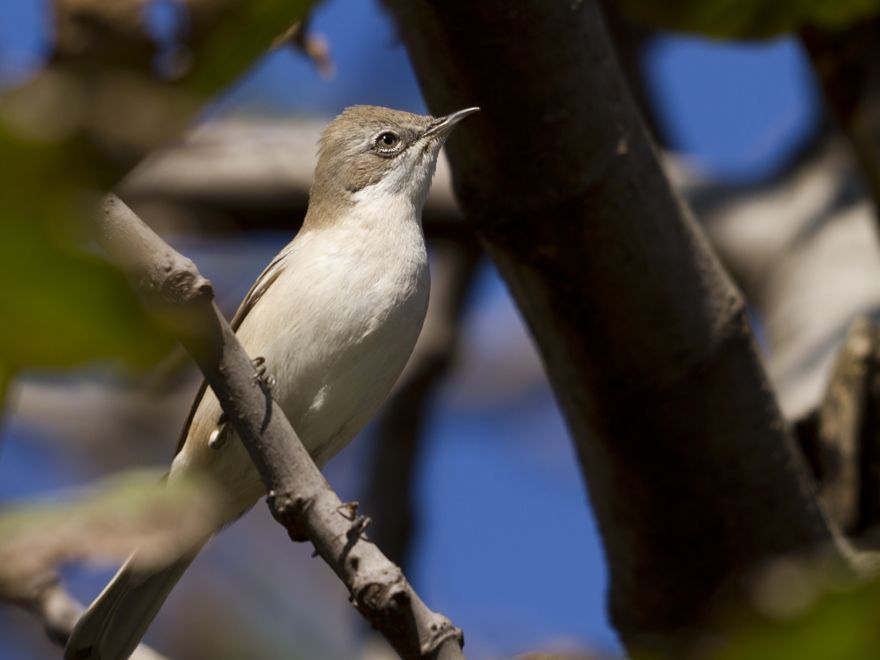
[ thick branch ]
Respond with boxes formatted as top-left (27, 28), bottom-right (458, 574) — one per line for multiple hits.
top-left (384, 0), bottom-right (842, 652)
top-left (96, 194), bottom-right (464, 660)
top-left (802, 17), bottom-right (880, 218)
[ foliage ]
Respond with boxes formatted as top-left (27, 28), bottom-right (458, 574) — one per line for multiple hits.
top-left (616, 0), bottom-right (880, 38)
top-left (0, 0), bottom-right (313, 373)
top-left (718, 564), bottom-right (880, 660)
top-left (0, 470), bottom-right (223, 599)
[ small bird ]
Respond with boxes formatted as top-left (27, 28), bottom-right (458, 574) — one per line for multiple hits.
top-left (66, 104), bottom-right (478, 660)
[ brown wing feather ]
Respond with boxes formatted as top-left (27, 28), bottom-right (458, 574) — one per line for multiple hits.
top-left (172, 244), bottom-right (292, 457)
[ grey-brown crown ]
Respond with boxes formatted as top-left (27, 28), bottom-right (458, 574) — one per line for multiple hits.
top-left (314, 106), bottom-right (433, 194)
top-left (304, 104), bottom-right (478, 229)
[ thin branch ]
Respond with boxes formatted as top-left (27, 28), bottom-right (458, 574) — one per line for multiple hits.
top-left (94, 194), bottom-right (464, 660)
top-left (272, 13), bottom-right (335, 78)
top-left (796, 317), bottom-right (880, 545)
top-left (117, 118), bottom-right (465, 240)
top-left (9, 573), bottom-right (168, 660)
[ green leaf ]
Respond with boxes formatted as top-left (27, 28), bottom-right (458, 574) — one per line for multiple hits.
top-left (182, 1), bottom-right (316, 97)
top-left (0, 1), bottom-right (315, 371)
top-left (0, 121), bottom-right (173, 368)
top-left (713, 560), bottom-right (880, 660)
top-left (0, 470), bottom-right (224, 598)
top-left (616, 0), bottom-right (880, 38)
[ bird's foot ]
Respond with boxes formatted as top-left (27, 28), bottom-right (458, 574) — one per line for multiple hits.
top-left (208, 412), bottom-right (228, 449)
top-left (338, 501), bottom-right (371, 543)
top-left (252, 356), bottom-right (277, 391)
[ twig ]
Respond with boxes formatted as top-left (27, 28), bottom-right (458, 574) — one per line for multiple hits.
top-left (9, 573), bottom-right (168, 660)
top-left (95, 194), bottom-right (465, 660)
top-left (797, 317), bottom-right (880, 544)
top-left (272, 13), bottom-right (335, 78)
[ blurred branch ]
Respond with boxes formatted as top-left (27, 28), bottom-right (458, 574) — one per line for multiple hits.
top-left (272, 12), bottom-right (335, 78)
top-left (0, 468), bottom-right (222, 659)
top-left (41, 0), bottom-right (313, 170)
top-left (11, 575), bottom-right (168, 660)
top-left (384, 0), bottom-right (848, 653)
top-left (118, 118), bottom-right (465, 240)
top-left (363, 239), bottom-right (481, 568)
top-left (95, 195), bottom-right (465, 660)
top-left (684, 136), bottom-right (880, 419)
top-left (802, 16), bottom-right (880, 219)
top-left (796, 318), bottom-right (880, 544)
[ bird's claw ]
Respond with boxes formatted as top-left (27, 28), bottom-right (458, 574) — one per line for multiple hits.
top-left (208, 412), bottom-right (228, 449)
top-left (337, 501), bottom-right (371, 541)
top-left (252, 356), bottom-right (276, 390)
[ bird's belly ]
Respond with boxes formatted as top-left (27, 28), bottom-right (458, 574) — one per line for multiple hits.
top-left (280, 283), bottom-right (428, 463)
top-left (176, 242), bottom-right (429, 513)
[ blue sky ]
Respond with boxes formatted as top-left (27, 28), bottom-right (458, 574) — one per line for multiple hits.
top-left (0, 0), bottom-right (821, 657)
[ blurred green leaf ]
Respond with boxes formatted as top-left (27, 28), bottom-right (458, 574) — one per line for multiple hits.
top-left (0, 120), bottom-right (172, 368)
top-left (183, 2), bottom-right (315, 96)
top-left (0, 1), bottom-right (314, 371)
top-left (722, 582), bottom-right (880, 658)
top-left (0, 470), bottom-right (224, 599)
top-left (617, 0), bottom-right (880, 38)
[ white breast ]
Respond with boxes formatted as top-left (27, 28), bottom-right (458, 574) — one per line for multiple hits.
top-left (173, 186), bottom-right (430, 509)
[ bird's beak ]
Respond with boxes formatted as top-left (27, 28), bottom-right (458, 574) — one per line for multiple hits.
top-left (424, 106), bottom-right (480, 140)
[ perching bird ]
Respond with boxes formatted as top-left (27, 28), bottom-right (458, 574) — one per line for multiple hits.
top-left (65, 104), bottom-right (479, 660)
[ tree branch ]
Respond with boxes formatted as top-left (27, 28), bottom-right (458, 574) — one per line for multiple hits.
top-left (8, 573), bottom-right (168, 660)
top-left (117, 118), bottom-right (465, 240)
top-left (797, 317), bottom-right (880, 545)
top-left (95, 194), bottom-right (464, 660)
top-left (383, 0), bottom-right (846, 652)
top-left (802, 17), bottom-right (880, 219)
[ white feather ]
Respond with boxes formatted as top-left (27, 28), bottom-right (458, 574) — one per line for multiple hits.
top-left (170, 152), bottom-right (432, 513)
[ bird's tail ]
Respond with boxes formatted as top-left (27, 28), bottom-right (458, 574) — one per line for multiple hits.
top-left (65, 547), bottom-right (201, 660)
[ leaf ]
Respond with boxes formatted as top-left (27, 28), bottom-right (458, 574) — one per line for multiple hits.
top-left (181, 1), bottom-right (316, 96)
top-left (0, 116), bottom-right (173, 368)
top-left (0, 1), bottom-right (315, 371)
top-left (616, 0), bottom-right (880, 38)
top-left (710, 558), bottom-right (880, 660)
top-left (0, 470), bottom-right (225, 599)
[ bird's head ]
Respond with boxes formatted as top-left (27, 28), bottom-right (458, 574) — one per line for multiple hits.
top-left (308, 105), bottom-right (479, 221)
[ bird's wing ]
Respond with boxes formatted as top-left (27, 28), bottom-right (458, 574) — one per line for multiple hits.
top-left (172, 242), bottom-right (294, 457)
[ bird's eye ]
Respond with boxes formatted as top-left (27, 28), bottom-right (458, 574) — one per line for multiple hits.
top-left (375, 131), bottom-right (401, 153)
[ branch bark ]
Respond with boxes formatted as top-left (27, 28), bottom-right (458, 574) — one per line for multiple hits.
top-left (96, 194), bottom-right (465, 660)
top-left (802, 17), bottom-right (880, 218)
top-left (797, 317), bottom-right (880, 545)
top-left (383, 0), bottom-right (844, 652)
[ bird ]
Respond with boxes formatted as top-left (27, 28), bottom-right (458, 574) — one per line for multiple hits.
top-left (65, 104), bottom-right (479, 660)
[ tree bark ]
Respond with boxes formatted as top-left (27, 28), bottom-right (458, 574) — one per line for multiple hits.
top-left (802, 17), bottom-right (880, 219)
top-left (383, 0), bottom-right (842, 652)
